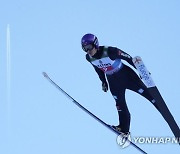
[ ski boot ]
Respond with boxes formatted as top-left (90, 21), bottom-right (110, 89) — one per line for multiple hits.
top-left (112, 125), bottom-right (122, 133)
top-left (112, 125), bottom-right (130, 140)
top-left (112, 125), bottom-right (131, 148)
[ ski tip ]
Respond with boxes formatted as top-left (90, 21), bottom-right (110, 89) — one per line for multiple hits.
top-left (42, 72), bottom-right (48, 78)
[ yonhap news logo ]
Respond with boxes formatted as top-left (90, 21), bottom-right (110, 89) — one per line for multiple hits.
top-left (117, 134), bottom-right (180, 148)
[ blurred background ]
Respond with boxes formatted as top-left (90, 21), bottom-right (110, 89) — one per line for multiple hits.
top-left (0, 0), bottom-right (179, 153)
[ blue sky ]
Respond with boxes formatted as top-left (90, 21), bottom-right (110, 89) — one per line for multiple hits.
top-left (0, 0), bottom-right (180, 154)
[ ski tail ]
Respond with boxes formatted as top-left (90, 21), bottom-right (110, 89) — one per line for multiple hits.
top-left (133, 56), bottom-right (180, 145)
top-left (149, 86), bottom-right (180, 143)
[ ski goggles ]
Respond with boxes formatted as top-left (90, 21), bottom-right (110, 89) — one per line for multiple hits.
top-left (82, 44), bottom-right (94, 52)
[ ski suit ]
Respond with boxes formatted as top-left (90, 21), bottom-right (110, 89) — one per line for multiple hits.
top-left (86, 46), bottom-right (155, 133)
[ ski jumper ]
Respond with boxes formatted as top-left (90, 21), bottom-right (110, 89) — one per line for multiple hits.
top-left (86, 46), bottom-right (156, 133)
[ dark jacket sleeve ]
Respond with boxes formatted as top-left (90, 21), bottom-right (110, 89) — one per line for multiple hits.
top-left (108, 47), bottom-right (136, 68)
top-left (86, 54), bottom-right (107, 83)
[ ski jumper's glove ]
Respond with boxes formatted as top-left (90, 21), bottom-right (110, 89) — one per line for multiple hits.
top-left (102, 82), bottom-right (108, 92)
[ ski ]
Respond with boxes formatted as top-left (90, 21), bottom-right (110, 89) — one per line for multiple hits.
top-left (133, 56), bottom-right (180, 144)
top-left (42, 72), bottom-right (148, 154)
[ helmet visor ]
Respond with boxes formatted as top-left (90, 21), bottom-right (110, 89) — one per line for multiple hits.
top-left (82, 44), bottom-right (94, 52)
